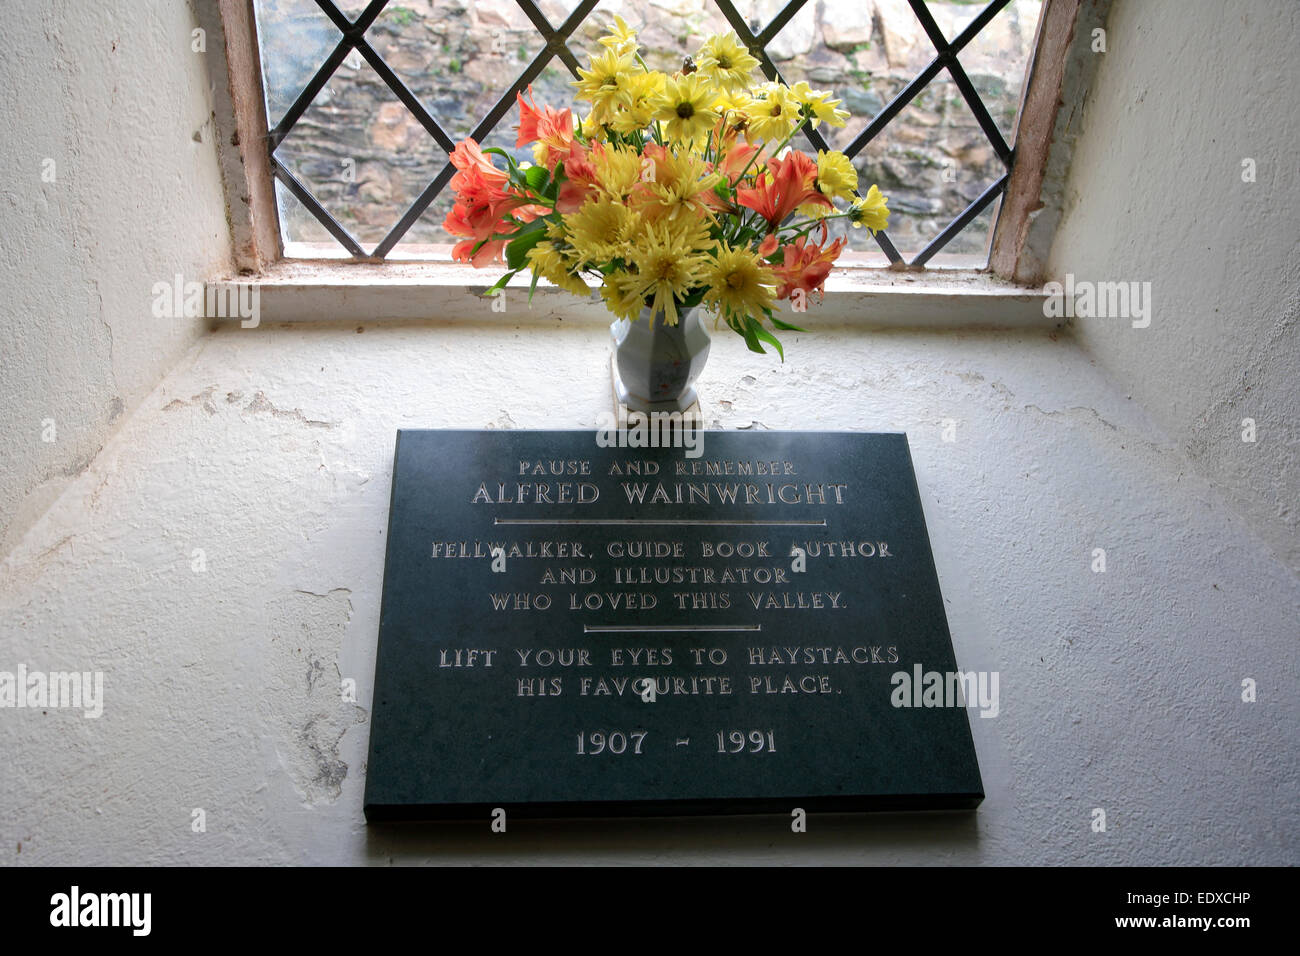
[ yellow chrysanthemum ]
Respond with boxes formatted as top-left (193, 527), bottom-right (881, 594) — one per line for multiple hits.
top-left (816, 150), bottom-right (858, 201)
top-left (527, 241), bottom-right (591, 298)
top-left (634, 150), bottom-right (724, 225)
top-left (597, 15), bottom-right (638, 57)
top-left (610, 70), bottom-right (666, 135)
top-left (651, 73), bottom-right (720, 146)
top-left (798, 149), bottom-right (857, 218)
top-left (808, 94), bottom-right (850, 128)
top-left (848, 184), bottom-right (890, 233)
top-left (622, 220), bottom-right (713, 325)
top-left (601, 271), bottom-right (649, 321)
top-left (695, 32), bottom-right (760, 93)
top-left (574, 112), bottom-right (605, 143)
top-left (746, 82), bottom-right (800, 143)
top-left (563, 196), bottom-right (639, 267)
top-left (714, 87), bottom-right (754, 116)
top-left (711, 88), bottom-right (754, 141)
top-left (573, 48), bottom-right (636, 126)
top-left (704, 243), bottom-right (777, 319)
top-left (593, 145), bottom-right (648, 202)
top-left (790, 80), bottom-right (850, 128)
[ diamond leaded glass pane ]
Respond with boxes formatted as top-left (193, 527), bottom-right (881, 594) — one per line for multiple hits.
top-left (252, 0), bottom-right (1042, 266)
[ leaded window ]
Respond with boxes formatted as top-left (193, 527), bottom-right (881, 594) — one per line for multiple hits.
top-left (254, 0), bottom-right (1043, 267)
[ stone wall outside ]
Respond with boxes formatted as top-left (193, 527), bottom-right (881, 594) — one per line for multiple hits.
top-left (258, 0), bottom-right (1041, 258)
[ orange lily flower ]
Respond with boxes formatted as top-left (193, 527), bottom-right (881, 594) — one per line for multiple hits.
top-left (557, 141), bottom-right (599, 213)
top-left (515, 87), bottom-right (576, 172)
top-left (443, 139), bottom-right (525, 265)
top-left (772, 235), bottom-right (846, 301)
top-left (736, 150), bottom-right (831, 228)
top-left (718, 141), bottom-right (763, 184)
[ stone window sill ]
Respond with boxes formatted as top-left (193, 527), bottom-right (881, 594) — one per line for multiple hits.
top-left (209, 260), bottom-right (1052, 330)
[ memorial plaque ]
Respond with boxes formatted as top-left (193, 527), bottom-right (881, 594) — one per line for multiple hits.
top-left (364, 429), bottom-right (983, 820)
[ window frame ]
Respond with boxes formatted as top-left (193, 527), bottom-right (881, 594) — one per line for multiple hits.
top-left (202, 0), bottom-right (1108, 320)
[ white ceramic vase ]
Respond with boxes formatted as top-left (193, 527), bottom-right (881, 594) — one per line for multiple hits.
top-left (610, 306), bottom-right (711, 413)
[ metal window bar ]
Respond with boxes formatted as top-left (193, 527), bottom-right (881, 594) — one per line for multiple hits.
top-left (264, 0), bottom-right (1021, 266)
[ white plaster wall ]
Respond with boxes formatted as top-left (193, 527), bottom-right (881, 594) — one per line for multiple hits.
top-left (0, 317), bottom-right (1295, 865)
top-left (0, 1), bottom-right (1296, 866)
top-left (0, 0), bottom-right (233, 559)
top-left (1046, 0), bottom-right (1300, 571)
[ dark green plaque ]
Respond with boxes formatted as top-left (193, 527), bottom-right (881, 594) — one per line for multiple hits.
top-left (364, 430), bottom-right (983, 820)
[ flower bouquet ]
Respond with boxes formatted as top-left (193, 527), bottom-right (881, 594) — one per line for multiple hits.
top-left (443, 17), bottom-right (888, 363)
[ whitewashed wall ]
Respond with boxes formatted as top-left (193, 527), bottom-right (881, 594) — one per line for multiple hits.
top-left (0, 0), bottom-right (1295, 865)
top-left (0, 0), bottom-right (232, 559)
top-left (1047, 0), bottom-right (1300, 570)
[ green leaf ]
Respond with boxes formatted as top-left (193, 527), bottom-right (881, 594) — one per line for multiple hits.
top-left (679, 288), bottom-right (706, 309)
top-left (527, 267), bottom-right (541, 304)
top-left (512, 217), bottom-right (549, 237)
top-left (740, 317), bottom-right (765, 354)
top-left (506, 228), bottom-right (547, 271)
top-left (768, 314), bottom-right (807, 332)
top-left (484, 270), bottom-right (518, 296)
top-left (482, 147), bottom-right (517, 174)
top-left (523, 164), bottom-right (548, 193)
top-left (751, 321), bottom-right (785, 361)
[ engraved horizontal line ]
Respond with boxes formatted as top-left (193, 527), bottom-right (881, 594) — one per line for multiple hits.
top-left (493, 519), bottom-right (827, 527)
top-left (583, 624), bottom-right (762, 633)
